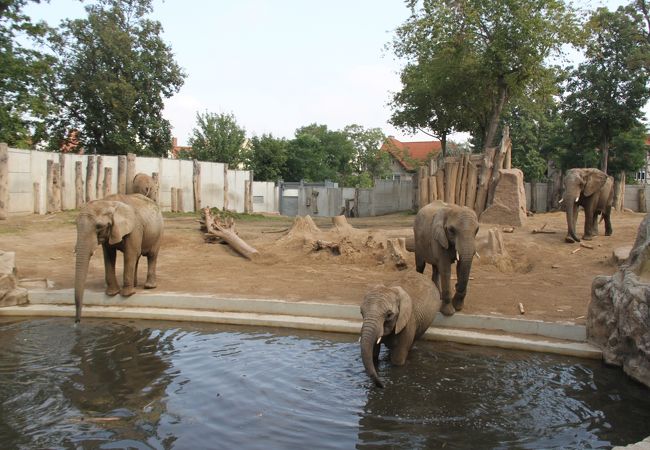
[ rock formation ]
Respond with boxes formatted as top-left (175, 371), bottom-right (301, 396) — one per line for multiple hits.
top-left (479, 169), bottom-right (528, 227)
top-left (588, 213), bottom-right (650, 388)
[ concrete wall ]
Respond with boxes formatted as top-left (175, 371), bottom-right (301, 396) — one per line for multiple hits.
top-left (4, 148), bottom-right (275, 214)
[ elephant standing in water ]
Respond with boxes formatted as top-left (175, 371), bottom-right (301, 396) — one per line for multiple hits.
top-left (74, 194), bottom-right (163, 322)
top-left (563, 168), bottom-right (614, 243)
top-left (413, 201), bottom-right (479, 316)
top-left (360, 272), bottom-right (441, 388)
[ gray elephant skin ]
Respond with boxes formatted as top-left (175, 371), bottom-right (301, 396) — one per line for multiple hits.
top-left (360, 272), bottom-right (441, 388)
top-left (563, 168), bottom-right (613, 243)
top-left (413, 201), bottom-right (479, 316)
top-left (132, 173), bottom-right (157, 201)
top-left (74, 193), bottom-right (163, 322)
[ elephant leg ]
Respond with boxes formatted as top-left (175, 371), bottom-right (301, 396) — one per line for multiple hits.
top-left (120, 240), bottom-right (139, 297)
top-left (583, 199), bottom-right (598, 240)
top-left (102, 245), bottom-right (119, 296)
top-left (144, 250), bottom-right (158, 289)
top-left (389, 331), bottom-right (414, 366)
top-left (415, 253), bottom-right (425, 274)
top-left (604, 211), bottom-right (613, 236)
top-left (134, 256), bottom-right (140, 287)
top-left (438, 264), bottom-right (455, 316)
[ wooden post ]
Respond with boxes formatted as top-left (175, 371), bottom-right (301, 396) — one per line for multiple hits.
top-left (177, 187), bottom-right (184, 212)
top-left (244, 180), bottom-right (252, 213)
top-left (458, 154), bottom-right (469, 206)
top-left (47, 160), bottom-right (60, 213)
top-left (474, 147), bottom-right (496, 216)
top-left (85, 155), bottom-right (95, 203)
top-left (103, 167), bottom-right (112, 198)
top-left (75, 161), bottom-right (84, 209)
top-left (639, 187), bottom-right (647, 213)
top-left (58, 153), bottom-right (66, 210)
top-left (455, 155), bottom-right (466, 205)
top-left (418, 166), bottom-right (428, 209)
top-left (530, 181), bottom-right (537, 213)
top-left (126, 153), bottom-right (136, 194)
top-left (445, 161), bottom-right (459, 205)
top-left (0, 143), bottom-right (8, 219)
top-left (193, 160), bottom-right (201, 211)
top-left (614, 171), bottom-right (626, 211)
top-left (465, 162), bottom-right (478, 210)
top-left (223, 164), bottom-right (229, 211)
top-left (247, 170), bottom-right (254, 213)
top-left (117, 155), bottom-right (127, 194)
top-left (436, 168), bottom-right (445, 204)
top-left (171, 187), bottom-right (178, 212)
top-left (53, 162), bottom-right (61, 212)
top-left (95, 155), bottom-right (104, 199)
top-left (428, 175), bottom-right (437, 202)
top-left (33, 182), bottom-right (40, 214)
top-left (151, 172), bottom-right (159, 204)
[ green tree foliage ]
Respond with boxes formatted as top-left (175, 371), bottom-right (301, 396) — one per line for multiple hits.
top-left (392, 0), bottom-right (579, 151)
top-left (283, 124), bottom-right (355, 183)
top-left (52, 0), bottom-right (185, 155)
top-left (0, 0), bottom-right (57, 147)
top-left (561, 5), bottom-right (650, 173)
top-left (342, 124), bottom-right (390, 186)
top-left (607, 123), bottom-right (648, 176)
top-left (245, 134), bottom-right (288, 181)
top-left (186, 111), bottom-right (246, 165)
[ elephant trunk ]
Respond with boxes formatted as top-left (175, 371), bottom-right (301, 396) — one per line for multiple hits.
top-left (74, 221), bottom-right (97, 323)
top-left (564, 192), bottom-right (580, 242)
top-left (360, 319), bottom-right (384, 388)
top-left (454, 240), bottom-right (475, 307)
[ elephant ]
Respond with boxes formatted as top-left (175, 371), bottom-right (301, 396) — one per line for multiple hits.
top-left (74, 193), bottom-right (163, 322)
top-left (413, 201), bottom-right (479, 316)
top-left (132, 173), bottom-right (157, 202)
top-left (563, 168), bottom-right (614, 243)
top-left (360, 272), bottom-right (441, 388)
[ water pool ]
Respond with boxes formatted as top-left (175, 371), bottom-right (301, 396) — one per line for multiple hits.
top-left (0, 318), bottom-right (648, 449)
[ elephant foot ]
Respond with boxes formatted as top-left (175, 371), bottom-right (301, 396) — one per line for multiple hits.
top-left (565, 235), bottom-right (578, 243)
top-left (440, 303), bottom-right (455, 316)
top-left (105, 287), bottom-right (119, 296)
top-left (452, 297), bottom-right (465, 311)
top-left (144, 282), bottom-right (157, 289)
top-left (582, 234), bottom-right (594, 241)
top-left (120, 287), bottom-right (136, 297)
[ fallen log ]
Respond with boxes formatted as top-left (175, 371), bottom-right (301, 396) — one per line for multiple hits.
top-left (201, 207), bottom-right (259, 260)
top-left (385, 238), bottom-right (408, 270)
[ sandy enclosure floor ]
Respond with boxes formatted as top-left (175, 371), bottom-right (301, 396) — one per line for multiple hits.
top-left (0, 208), bottom-right (645, 325)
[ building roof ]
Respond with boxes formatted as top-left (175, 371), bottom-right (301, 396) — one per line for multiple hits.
top-left (380, 136), bottom-right (442, 171)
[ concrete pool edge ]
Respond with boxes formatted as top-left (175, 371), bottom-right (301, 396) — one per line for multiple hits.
top-left (0, 288), bottom-right (602, 360)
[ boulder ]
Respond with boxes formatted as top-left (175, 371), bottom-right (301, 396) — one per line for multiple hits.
top-left (0, 251), bottom-right (28, 307)
top-left (588, 213), bottom-right (650, 388)
top-left (480, 169), bottom-right (527, 227)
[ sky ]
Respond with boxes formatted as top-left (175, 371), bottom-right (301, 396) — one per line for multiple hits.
top-left (26, 0), bottom-right (633, 147)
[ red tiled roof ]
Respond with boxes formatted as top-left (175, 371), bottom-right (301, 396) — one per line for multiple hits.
top-left (380, 137), bottom-right (442, 171)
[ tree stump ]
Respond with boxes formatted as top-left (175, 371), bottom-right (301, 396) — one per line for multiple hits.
top-left (201, 207), bottom-right (259, 260)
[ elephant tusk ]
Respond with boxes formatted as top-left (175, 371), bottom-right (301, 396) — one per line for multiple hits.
top-left (474, 251), bottom-right (480, 260)
top-left (558, 198), bottom-right (564, 204)
top-left (575, 196), bottom-right (579, 203)
top-left (456, 251), bottom-right (460, 261)
top-left (376, 336), bottom-right (382, 345)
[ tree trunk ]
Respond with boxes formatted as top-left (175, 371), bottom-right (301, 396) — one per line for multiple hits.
top-left (223, 164), bottom-right (229, 210)
top-left (95, 156), bottom-right (104, 199)
top-left (117, 155), bottom-right (127, 194)
top-left (613, 171), bottom-right (626, 211)
top-left (458, 154), bottom-right (469, 206)
top-left (171, 187), bottom-right (177, 212)
top-left (474, 147), bottom-right (497, 216)
top-left (428, 175), bottom-right (437, 202)
top-left (86, 155), bottom-right (95, 203)
top-left (436, 168), bottom-right (445, 204)
top-left (639, 187), bottom-right (647, 213)
top-left (193, 160), bottom-right (201, 212)
top-left (0, 143), bottom-right (8, 219)
top-left (455, 154), bottom-right (466, 205)
top-left (75, 161), bottom-right (84, 209)
top-left (483, 81), bottom-right (508, 150)
top-left (465, 162), bottom-right (478, 209)
top-left (126, 153), bottom-right (136, 194)
top-left (102, 167), bottom-right (112, 198)
top-left (600, 135), bottom-right (609, 174)
top-left (202, 207), bottom-right (259, 260)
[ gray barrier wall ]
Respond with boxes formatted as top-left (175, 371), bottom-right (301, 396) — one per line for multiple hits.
top-left (5, 147), bottom-right (277, 214)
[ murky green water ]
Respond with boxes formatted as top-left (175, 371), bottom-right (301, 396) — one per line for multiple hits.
top-left (0, 318), bottom-right (648, 449)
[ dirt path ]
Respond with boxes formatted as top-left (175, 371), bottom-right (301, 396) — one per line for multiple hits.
top-left (0, 208), bottom-right (644, 325)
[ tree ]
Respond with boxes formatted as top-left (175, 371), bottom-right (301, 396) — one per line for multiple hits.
top-left (0, 0), bottom-right (57, 148)
top-left (561, 5), bottom-right (650, 173)
top-left (607, 122), bottom-right (648, 177)
top-left (392, 0), bottom-right (579, 151)
top-left (245, 134), bottom-right (288, 181)
top-left (186, 111), bottom-right (246, 165)
top-left (283, 124), bottom-right (355, 182)
top-left (343, 124), bottom-right (390, 184)
top-left (52, 0), bottom-right (185, 155)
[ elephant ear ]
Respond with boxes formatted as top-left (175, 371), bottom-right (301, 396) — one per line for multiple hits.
top-left (109, 202), bottom-right (136, 245)
top-left (584, 170), bottom-right (607, 197)
top-left (432, 209), bottom-right (449, 249)
top-left (391, 286), bottom-right (412, 334)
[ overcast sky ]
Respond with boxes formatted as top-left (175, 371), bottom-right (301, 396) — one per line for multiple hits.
top-left (27, 0), bottom-right (632, 146)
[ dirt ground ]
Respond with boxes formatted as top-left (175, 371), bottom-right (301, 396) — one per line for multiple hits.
top-left (0, 207), bottom-right (645, 325)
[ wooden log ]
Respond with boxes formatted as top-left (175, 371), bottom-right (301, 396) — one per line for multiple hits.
top-left (458, 154), bottom-right (469, 206)
top-left (474, 147), bottom-right (497, 216)
top-left (436, 168), bottom-right (445, 204)
top-left (386, 237), bottom-right (408, 270)
top-left (58, 153), bottom-right (65, 210)
top-left (126, 153), bottom-right (136, 194)
top-left (428, 175), bottom-right (437, 202)
top-left (85, 155), bottom-right (95, 203)
top-left (446, 161), bottom-right (460, 205)
top-left (176, 188), bottom-right (184, 212)
top-left (613, 171), bottom-right (625, 212)
top-left (530, 181), bottom-right (538, 213)
top-left (223, 164), bottom-right (229, 211)
top-left (0, 143), bottom-right (8, 219)
top-left (75, 161), bottom-right (84, 209)
top-left (419, 168), bottom-right (429, 210)
top-left (95, 156), bottom-right (104, 199)
top-left (193, 160), bottom-right (201, 211)
top-left (444, 161), bottom-right (453, 203)
top-left (103, 167), bottom-right (112, 198)
top-left (171, 187), bottom-right (177, 212)
top-left (465, 162), bottom-right (478, 209)
top-left (33, 182), bottom-right (40, 214)
top-left (117, 155), bottom-right (127, 194)
top-left (639, 188), bottom-right (647, 213)
top-left (244, 180), bottom-right (252, 213)
top-left (455, 154), bottom-right (466, 205)
top-left (151, 172), bottom-right (159, 204)
top-left (332, 214), bottom-right (353, 231)
top-left (202, 207), bottom-right (260, 260)
top-left (47, 160), bottom-right (60, 213)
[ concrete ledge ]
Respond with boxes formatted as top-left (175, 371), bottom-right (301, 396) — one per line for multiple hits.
top-left (0, 304), bottom-right (602, 360)
top-left (28, 289), bottom-right (586, 342)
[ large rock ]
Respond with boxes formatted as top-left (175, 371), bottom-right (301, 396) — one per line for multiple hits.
top-left (480, 169), bottom-right (527, 227)
top-left (0, 251), bottom-right (28, 307)
top-left (588, 213), bottom-right (650, 388)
